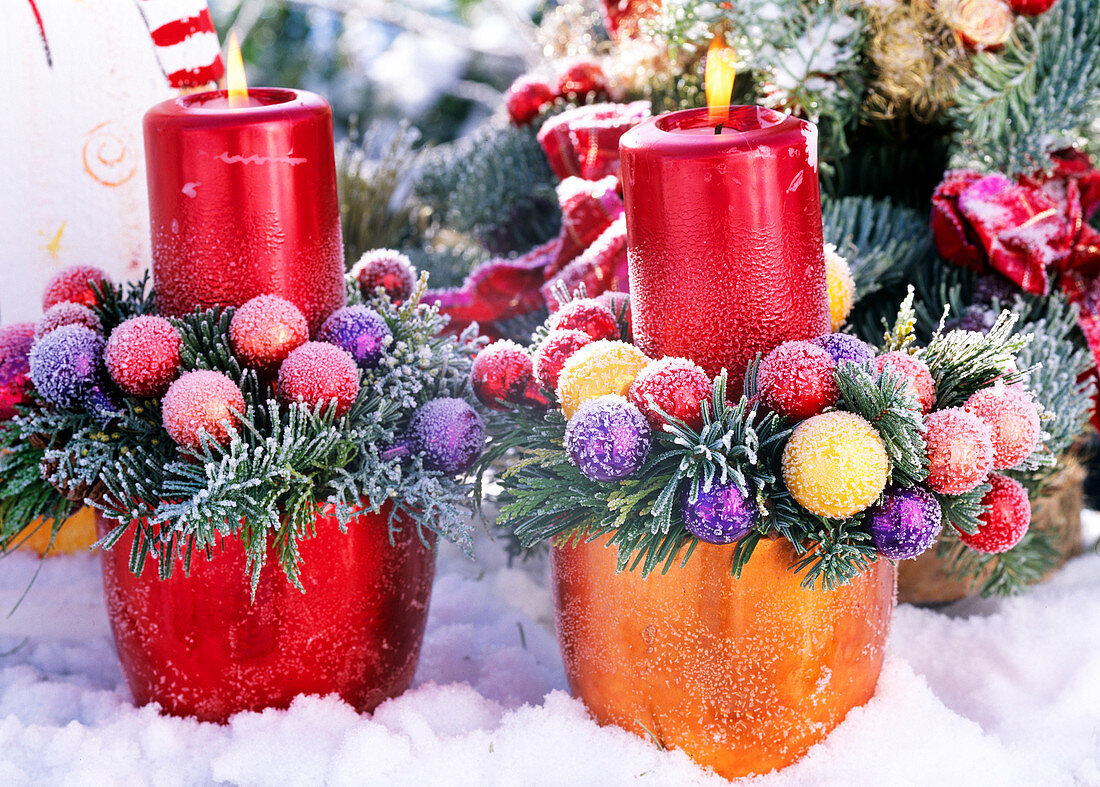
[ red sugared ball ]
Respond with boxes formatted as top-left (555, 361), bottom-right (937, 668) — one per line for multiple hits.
top-left (277, 342), bottom-right (360, 416)
top-left (104, 316), bottom-right (182, 397)
top-left (960, 474), bottom-right (1031, 553)
top-left (964, 384), bottom-right (1042, 469)
top-left (875, 351), bottom-right (936, 413)
top-left (1007, 0), bottom-right (1057, 14)
top-left (547, 298), bottom-right (619, 341)
top-left (629, 356), bottom-right (712, 430)
top-left (534, 329), bottom-right (593, 391)
top-left (0, 323), bottom-right (35, 420)
top-left (351, 249), bottom-right (418, 305)
top-left (162, 370), bottom-right (246, 449)
top-left (229, 295), bottom-right (309, 372)
top-left (757, 341), bottom-right (838, 421)
top-left (556, 59), bottom-right (608, 100)
top-left (506, 76), bottom-right (557, 125)
top-left (35, 303), bottom-right (103, 341)
top-left (596, 290), bottom-right (632, 336)
top-left (923, 407), bottom-right (995, 494)
top-left (472, 340), bottom-right (536, 410)
top-left (41, 265), bottom-right (110, 311)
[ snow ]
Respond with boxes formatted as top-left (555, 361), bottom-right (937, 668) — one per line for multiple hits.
top-left (2, 511), bottom-right (1099, 785)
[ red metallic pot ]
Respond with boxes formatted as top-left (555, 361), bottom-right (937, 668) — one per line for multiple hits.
top-left (97, 502), bottom-right (435, 723)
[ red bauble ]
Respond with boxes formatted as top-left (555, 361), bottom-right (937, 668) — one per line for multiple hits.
top-left (277, 342), bottom-right (360, 416)
top-left (35, 303), bottom-right (103, 341)
top-left (0, 323), bottom-right (35, 421)
top-left (629, 357), bottom-right (712, 430)
top-left (352, 250), bottom-right (418, 305)
top-left (472, 340), bottom-right (537, 409)
top-left (534, 330), bottom-right (593, 391)
top-left (41, 265), bottom-right (110, 310)
top-left (162, 370), bottom-right (246, 449)
top-left (964, 384), bottom-right (1041, 469)
top-left (229, 294), bottom-right (310, 372)
top-left (506, 76), bottom-right (557, 126)
top-left (923, 407), bottom-right (995, 494)
top-left (548, 298), bottom-right (620, 341)
top-left (875, 351), bottom-right (936, 413)
top-left (960, 474), bottom-right (1031, 553)
top-left (1007, 0), bottom-right (1057, 13)
top-left (104, 316), bottom-right (182, 397)
top-left (557, 59), bottom-right (609, 100)
top-left (758, 341), bottom-right (838, 421)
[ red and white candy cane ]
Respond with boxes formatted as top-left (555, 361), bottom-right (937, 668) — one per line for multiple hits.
top-left (136, 0), bottom-right (224, 89)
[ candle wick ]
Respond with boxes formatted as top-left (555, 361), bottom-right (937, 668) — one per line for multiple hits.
top-left (714, 123), bottom-right (723, 135)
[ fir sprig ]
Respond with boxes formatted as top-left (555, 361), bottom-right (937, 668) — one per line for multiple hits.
top-left (919, 311), bottom-right (1030, 408)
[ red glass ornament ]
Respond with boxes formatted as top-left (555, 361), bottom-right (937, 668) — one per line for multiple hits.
top-left (506, 77), bottom-right (557, 126)
top-left (472, 340), bottom-right (536, 409)
top-left (556, 60), bottom-right (608, 100)
top-left (96, 502), bottom-right (436, 723)
top-left (144, 89), bottom-right (346, 333)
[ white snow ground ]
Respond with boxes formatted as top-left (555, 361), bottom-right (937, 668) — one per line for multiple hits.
top-left (2, 512), bottom-right (1099, 787)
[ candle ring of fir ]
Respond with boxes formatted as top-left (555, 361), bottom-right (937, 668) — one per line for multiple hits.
top-left (0, 267), bottom-right (487, 590)
top-left (475, 287), bottom-right (1059, 593)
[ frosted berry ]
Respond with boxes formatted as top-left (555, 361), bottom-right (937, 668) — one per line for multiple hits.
top-left (964, 384), bottom-right (1041, 469)
top-left (104, 316), bottom-right (181, 397)
top-left (41, 265), bottom-right (110, 310)
top-left (557, 59), bottom-right (608, 99)
top-left (409, 397), bottom-right (485, 474)
top-left (534, 330), bottom-right (593, 391)
top-left (556, 339), bottom-right (650, 419)
top-left (548, 298), bottom-right (620, 341)
top-left (352, 249), bottom-right (417, 305)
top-left (0, 323), bottom-right (35, 420)
top-left (318, 306), bottom-right (391, 371)
top-left (809, 333), bottom-right (875, 367)
top-left (28, 324), bottom-right (106, 410)
top-left (628, 356), bottom-right (712, 430)
top-left (923, 407), bottom-right (995, 494)
top-left (596, 291), bottom-right (632, 336)
top-left (277, 342), bottom-right (360, 416)
top-left (680, 479), bottom-right (757, 544)
top-left (35, 303), bottom-right (102, 341)
top-left (825, 247), bottom-right (855, 331)
top-left (472, 340), bottom-right (541, 409)
top-left (1006, 0), bottom-right (1056, 14)
top-left (564, 395), bottom-right (651, 481)
top-left (229, 295), bottom-right (309, 372)
top-left (866, 486), bottom-right (943, 560)
top-left (758, 341), bottom-right (837, 421)
top-left (782, 411), bottom-right (889, 518)
top-left (506, 76), bottom-right (557, 125)
top-left (875, 352), bottom-right (936, 414)
top-left (162, 370), bottom-right (245, 449)
top-left (960, 474), bottom-right (1031, 554)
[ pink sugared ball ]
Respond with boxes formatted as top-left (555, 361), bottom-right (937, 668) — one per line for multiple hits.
top-left (758, 341), bottom-right (838, 421)
top-left (162, 370), bottom-right (245, 449)
top-left (41, 265), bottom-right (110, 310)
top-left (105, 316), bottom-right (182, 397)
top-left (875, 351), bottom-right (936, 413)
top-left (0, 323), bottom-right (35, 420)
top-left (923, 407), bottom-right (995, 494)
top-left (960, 474), bottom-right (1031, 554)
top-left (547, 298), bottom-right (619, 341)
top-left (629, 356), bottom-right (712, 430)
top-left (472, 340), bottom-right (536, 409)
top-left (277, 342), bottom-right (360, 416)
top-left (964, 384), bottom-right (1041, 469)
top-left (534, 329), bottom-right (593, 391)
top-left (35, 303), bottom-right (103, 341)
top-left (352, 249), bottom-right (418, 305)
top-left (229, 295), bottom-right (309, 372)
top-left (506, 76), bottom-right (557, 125)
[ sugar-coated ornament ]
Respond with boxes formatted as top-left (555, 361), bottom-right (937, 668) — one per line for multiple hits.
top-left (596, 291), bottom-right (632, 335)
top-left (825, 247), bottom-right (855, 331)
top-left (556, 59), bottom-right (608, 99)
top-left (875, 352), bottom-right (936, 413)
top-left (628, 357), bottom-right (711, 430)
top-left (0, 323), bottom-right (35, 420)
top-left (866, 486), bottom-right (943, 560)
top-left (963, 385), bottom-right (1041, 469)
top-left (758, 341), bottom-right (838, 421)
top-left (782, 411), bottom-right (889, 519)
top-left (472, 340), bottom-right (537, 409)
top-left (680, 479), bottom-right (758, 544)
top-left (506, 76), bottom-right (557, 125)
top-left (277, 342), bottom-right (360, 416)
top-left (28, 324), bottom-right (106, 410)
top-left (1006, 0), bottom-right (1056, 14)
top-left (564, 395), bottom-right (651, 482)
top-left (960, 474), bottom-right (1031, 553)
top-left (162, 370), bottom-right (245, 449)
top-left (809, 333), bottom-right (875, 367)
top-left (409, 397), bottom-right (485, 474)
top-left (104, 316), bottom-right (182, 397)
top-left (352, 249), bottom-right (418, 305)
top-left (923, 407), bottom-right (995, 494)
top-left (35, 303), bottom-right (103, 341)
top-left (318, 306), bottom-right (392, 371)
top-left (229, 295), bottom-right (309, 372)
top-left (534, 330), bottom-right (593, 391)
top-left (548, 298), bottom-right (620, 341)
top-left (41, 265), bottom-right (110, 311)
top-left (556, 340), bottom-right (650, 418)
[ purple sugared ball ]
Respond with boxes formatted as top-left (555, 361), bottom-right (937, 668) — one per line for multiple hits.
top-left (0, 323), bottom-right (35, 420)
top-left (564, 394), bottom-right (651, 482)
top-left (317, 306), bottom-right (392, 370)
top-left (680, 478), bottom-right (758, 544)
top-left (28, 324), bottom-right (106, 410)
top-left (973, 274), bottom-right (1017, 306)
top-left (867, 486), bottom-right (943, 560)
top-left (809, 333), bottom-right (875, 367)
top-left (409, 397), bottom-right (485, 474)
top-left (945, 306), bottom-right (996, 335)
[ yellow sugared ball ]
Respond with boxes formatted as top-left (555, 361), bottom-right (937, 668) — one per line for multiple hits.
top-left (782, 411), bottom-right (889, 519)
top-left (556, 340), bottom-right (650, 419)
top-left (825, 245), bottom-right (855, 331)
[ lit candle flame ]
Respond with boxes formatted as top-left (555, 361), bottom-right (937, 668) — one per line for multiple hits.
top-left (226, 32), bottom-right (248, 109)
top-left (705, 36), bottom-right (737, 128)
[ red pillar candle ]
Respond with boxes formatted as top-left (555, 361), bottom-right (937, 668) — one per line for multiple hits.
top-left (619, 106), bottom-right (829, 384)
top-left (143, 89), bottom-right (346, 333)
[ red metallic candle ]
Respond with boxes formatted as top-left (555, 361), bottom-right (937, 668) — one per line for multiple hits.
top-left (619, 106), bottom-right (829, 384)
top-left (143, 88), bottom-right (346, 333)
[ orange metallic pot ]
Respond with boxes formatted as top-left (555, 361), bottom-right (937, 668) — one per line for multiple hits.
top-left (16, 506), bottom-right (97, 556)
top-left (551, 535), bottom-right (896, 778)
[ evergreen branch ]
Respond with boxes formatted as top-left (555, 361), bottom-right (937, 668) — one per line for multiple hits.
top-left (91, 272), bottom-right (156, 334)
top-left (919, 311), bottom-right (1029, 408)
